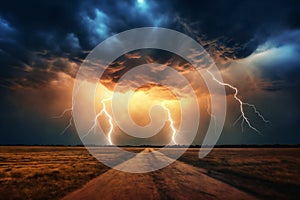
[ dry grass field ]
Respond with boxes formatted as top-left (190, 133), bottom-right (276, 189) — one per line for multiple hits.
top-left (0, 146), bottom-right (299, 200)
top-left (0, 146), bottom-right (110, 200)
top-left (177, 148), bottom-right (300, 199)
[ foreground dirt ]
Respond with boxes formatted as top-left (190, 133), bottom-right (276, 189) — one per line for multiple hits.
top-left (62, 148), bottom-right (256, 200)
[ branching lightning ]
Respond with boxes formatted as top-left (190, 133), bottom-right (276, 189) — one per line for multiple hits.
top-left (100, 98), bottom-right (114, 145)
top-left (81, 98), bottom-right (114, 145)
top-left (52, 83), bottom-right (83, 135)
top-left (206, 69), bottom-right (270, 134)
top-left (52, 107), bottom-right (73, 135)
top-left (52, 108), bottom-right (72, 119)
top-left (56, 69), bottom-right (269, 145)
top-left (56, 96), bottom-right (179, 145)
top-left (162, 102), bottom-right (177, 145)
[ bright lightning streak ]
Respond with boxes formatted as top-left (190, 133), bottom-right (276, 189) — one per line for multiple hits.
top-left (81, 98), bottom-right (114, 145)
top-left (101, 98), bottom-right (114, 145)
top-left (57, 97), bottom-right (179, 145)
top-left (206, 69), bottom-right (269, 134)
top-left (162, 102), bottom-right (177, 145)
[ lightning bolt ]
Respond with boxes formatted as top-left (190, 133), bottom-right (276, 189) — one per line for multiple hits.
top-left (56, 69), bottom-right (269, 144)
top-left (57, 97), bottom-right (179, 145)
top-left (52, 108), bottom-right (72, 119)
top-left (162, 102), bottom-right (177, 145)
top-left (206, 69), bottom-right (270, 134)
top-left (82, 99), bottom-right (178, 145)
top-left (52, 107), bottom-right (73, 135)
top-left (100, 98), bottom-right (114, 145)
top-left (81, 98), bottom-right (114, 145)
top-left (52, 82), bottom-right (84, 135)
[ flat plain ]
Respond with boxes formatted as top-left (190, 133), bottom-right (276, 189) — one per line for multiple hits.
top-left (0, 146), bottom-right (299, 200)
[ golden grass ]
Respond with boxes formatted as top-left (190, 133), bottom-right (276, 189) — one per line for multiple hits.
top-left (177, 148), bottom-right (300, 200)
top-left (0, 146), bottom-right (109, 200)
top-left (0, 146), bottom-right (299, 200)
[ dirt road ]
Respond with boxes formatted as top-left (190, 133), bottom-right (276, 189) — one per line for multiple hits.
top-left (62, 148), bottom-right (256, 200)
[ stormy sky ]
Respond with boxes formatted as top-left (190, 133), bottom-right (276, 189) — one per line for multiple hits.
top-left (0, 0), bottom-right (300, 145)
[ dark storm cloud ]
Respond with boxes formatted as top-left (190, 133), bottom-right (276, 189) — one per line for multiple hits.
top-left (172, 0), bottom-right (300, 94)
top-left (239, 29), bottom-right (300, 91)
top-left (0, 0), bottom-right (173, 88)
top-left (174, 0), bottom-right (300, 59)
top-left (1, 0), bottom-right (300, 145)
top-left (0, 0), bottom-right (172, 51)
top-left (0, 0), bottom-right (173, 145)
top-left (1, 0), bottom-right (300, 88)
top-left (100, 49), bottom-right (196, 91)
